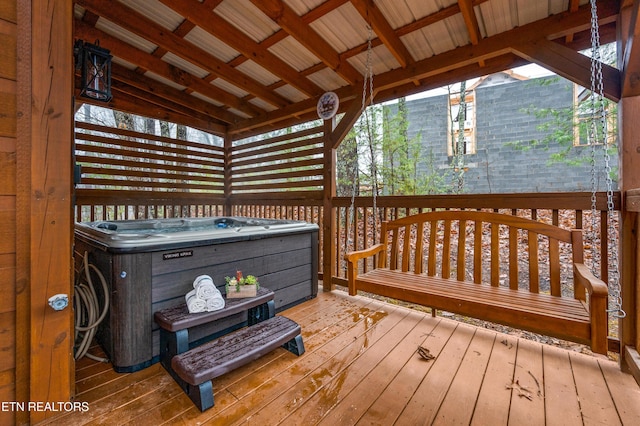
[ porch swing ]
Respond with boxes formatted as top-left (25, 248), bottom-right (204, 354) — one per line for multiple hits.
top-left (344, 0), bottom-right (612, 355)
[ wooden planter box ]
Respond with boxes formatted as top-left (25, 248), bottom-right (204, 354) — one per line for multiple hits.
top-left (225, 284), bottom-right (258, 298)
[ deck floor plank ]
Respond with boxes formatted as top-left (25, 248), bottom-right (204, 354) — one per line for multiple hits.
top-left (570, 352), bottom-right (622, 425)
top-left (394, 323), bottom-right (476, 425)
top-left (355, 319), bottom-right (458, 425)
top-left (598, 358), bottom-right (640, 424)
top-left (314, 313), bottom-right (438, 425)
top-left (432, 327), bottom-right (496, 425)
top-left (210, 302), bottom-right (399, 425)
top-left (542, 345), bottom-right (583, 426)
top-left (275, 308), bottom-right (423, 425)
top-left (470, 334), bottom-right (518, 426)
top-left (38, 289), bottom-right (640, 426)
top-left (507, 338), bottom-right (545, 426)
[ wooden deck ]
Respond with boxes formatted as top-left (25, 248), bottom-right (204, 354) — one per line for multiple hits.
top-left (41, 289), bottom-right (640, 426)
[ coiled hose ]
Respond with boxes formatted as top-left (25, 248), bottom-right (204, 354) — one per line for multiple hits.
top-left (74, 251), bottom-right (110, 362)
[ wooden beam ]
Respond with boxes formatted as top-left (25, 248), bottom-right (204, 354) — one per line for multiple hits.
top-left (373, 2), bottom-right (619, 98)
top-left (158, 0), bottom-right (324, 98)
top-left (330, 90), bottom-right (372, 149)
top-left (564, 0), bottom-right (582, 43)
top-left (109, 64), bottom-right (238, 125)
top-left (77, 0), bottom-right (292, 109)
top-left (514, 38), bottom-right (621, 102)
top-left (250, 0), bottom-right (362, 85)
top-left (107, 78), bottom-right (228, 130)
top-left (458, 0), bottom-right (482, 45)
top-left (350, 0), bottom-right (413, 67)
top-left (78, 91), bottom-right (226, 136)
top-left (375, 54), bottom-right (528, 104)
top-left (74, 19), bottom-right (261, 119)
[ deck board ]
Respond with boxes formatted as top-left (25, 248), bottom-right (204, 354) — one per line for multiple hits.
top-left (39, 289), bottom-right (640, 426)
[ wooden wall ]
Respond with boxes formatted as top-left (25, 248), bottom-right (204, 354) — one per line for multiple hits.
top-left (0, 1), bottom-right (17, 425)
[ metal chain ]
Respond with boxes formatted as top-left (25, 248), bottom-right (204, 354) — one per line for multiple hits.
top-left (589, 0), bottom-right (625, 318)
top-left (588, 0), bottom-right (600, 276)
top-left (350, 26), bottom-right (376, 252)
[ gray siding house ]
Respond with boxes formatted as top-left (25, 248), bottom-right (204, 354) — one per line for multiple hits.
top-left (391, 73), bottom-right (617, 194)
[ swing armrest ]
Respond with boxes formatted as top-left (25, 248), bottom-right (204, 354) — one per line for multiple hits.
top-left (574, 263), bottom-right (609, 298)
top-left (344, 244), bottom-right (385, 296)
top-left (344, 243), bottom-right (385, 264)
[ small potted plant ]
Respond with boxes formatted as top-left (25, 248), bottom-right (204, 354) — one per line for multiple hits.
top-left (225, 270), bottom-right (260, 298)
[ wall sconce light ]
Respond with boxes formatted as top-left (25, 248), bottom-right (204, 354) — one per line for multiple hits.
top-left (74, 39), bottom-right (112, 102)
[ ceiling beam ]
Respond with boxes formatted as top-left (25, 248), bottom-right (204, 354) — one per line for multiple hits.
top-left (458, 0), bottom-right (482, 45)
top-left (74, 19), bottom-right (260, 120)
top-left (158, 0), bottom-right (324, 98)
top-left (350, 0), bottom-right (414, 68)
top-left (77, 90), bottom-right (226, 135)
top-left (108, 79), bottom-right (224, 127)
top-left (372, 2), bottom-right (619, 96)
top-left (109, 63), bottom-right (240, 125)
top-left (77, 0), bottom-right (292, 109)
top-left (250, 0), bottom-right (363, 85)
top-left (514, 38), bottom-right (621, 102)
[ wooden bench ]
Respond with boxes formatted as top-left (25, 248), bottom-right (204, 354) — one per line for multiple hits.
top-left (154, 286), bottom-right (276, 374)
top-left (345, 211), bottom-right (609, 354)
top-left (171, 315), bottom-right (304, 411)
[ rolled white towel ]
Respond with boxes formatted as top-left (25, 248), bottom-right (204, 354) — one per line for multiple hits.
top-left (193, 275), bottom-right (217, 300)
top-left (185, 289), bottom-right (207, 314)
top-left (206, 290), bottom-right (225, 312)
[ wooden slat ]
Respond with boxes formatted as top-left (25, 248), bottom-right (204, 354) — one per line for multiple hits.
top-left (428, 221), bottom-right (437, 276)
top-left (415, 221), bottom-right (424, 274)
top-left (457, 219), bottom-right (467, 281)
top-left (473, 220), bottom-right (482, 283)
top-left (401, 224), bottom-right (410, 272)
top-left (491, 222), bottom-right (499, 286)
top-left (390, 228), bottom-right (399, 270)
top-left (442, 220), bottom-right (451, 279)
top-left (509, 224), bottom-right (519, 290)
top-left (549, 237), bottom-right (561, 296)
top-left (529, 230), bottom-right (540, 293)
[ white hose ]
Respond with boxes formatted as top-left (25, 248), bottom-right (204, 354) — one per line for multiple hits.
top-left (74, 251), bottom-right (110, 362)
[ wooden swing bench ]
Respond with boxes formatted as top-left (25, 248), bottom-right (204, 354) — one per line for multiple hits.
top-left (345, 210), bottom-right (610, 354)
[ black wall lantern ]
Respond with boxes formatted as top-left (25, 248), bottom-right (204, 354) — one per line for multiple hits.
top-left (74, 39), bottom-right (112, 102)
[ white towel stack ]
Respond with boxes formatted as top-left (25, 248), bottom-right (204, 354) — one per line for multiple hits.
top-left (186, 275), bottom-right (225, 313)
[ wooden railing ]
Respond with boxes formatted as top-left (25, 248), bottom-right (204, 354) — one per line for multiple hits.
top-left (331, 192), bottom-right (621, 289)
top-left (75, 191), bottom-right (623, 346)
top-left (76, 191), bottom-right (620, 284)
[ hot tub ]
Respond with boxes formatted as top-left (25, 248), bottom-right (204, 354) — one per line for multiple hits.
top-left (74, 216), bottom-right (318, 372)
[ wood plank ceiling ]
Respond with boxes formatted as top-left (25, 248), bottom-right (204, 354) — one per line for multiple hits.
top-left (73, 0), bottom-right (623, 138)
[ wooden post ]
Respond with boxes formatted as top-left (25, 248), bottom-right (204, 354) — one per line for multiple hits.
top-left (16, 0), bottom-right (74, 423)
top-left (322, 117), bottom-right (336, 291)
top-left (619, 96), bottom-right (640, 381)
top-left (223, 132), bottom-right (232, 216)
